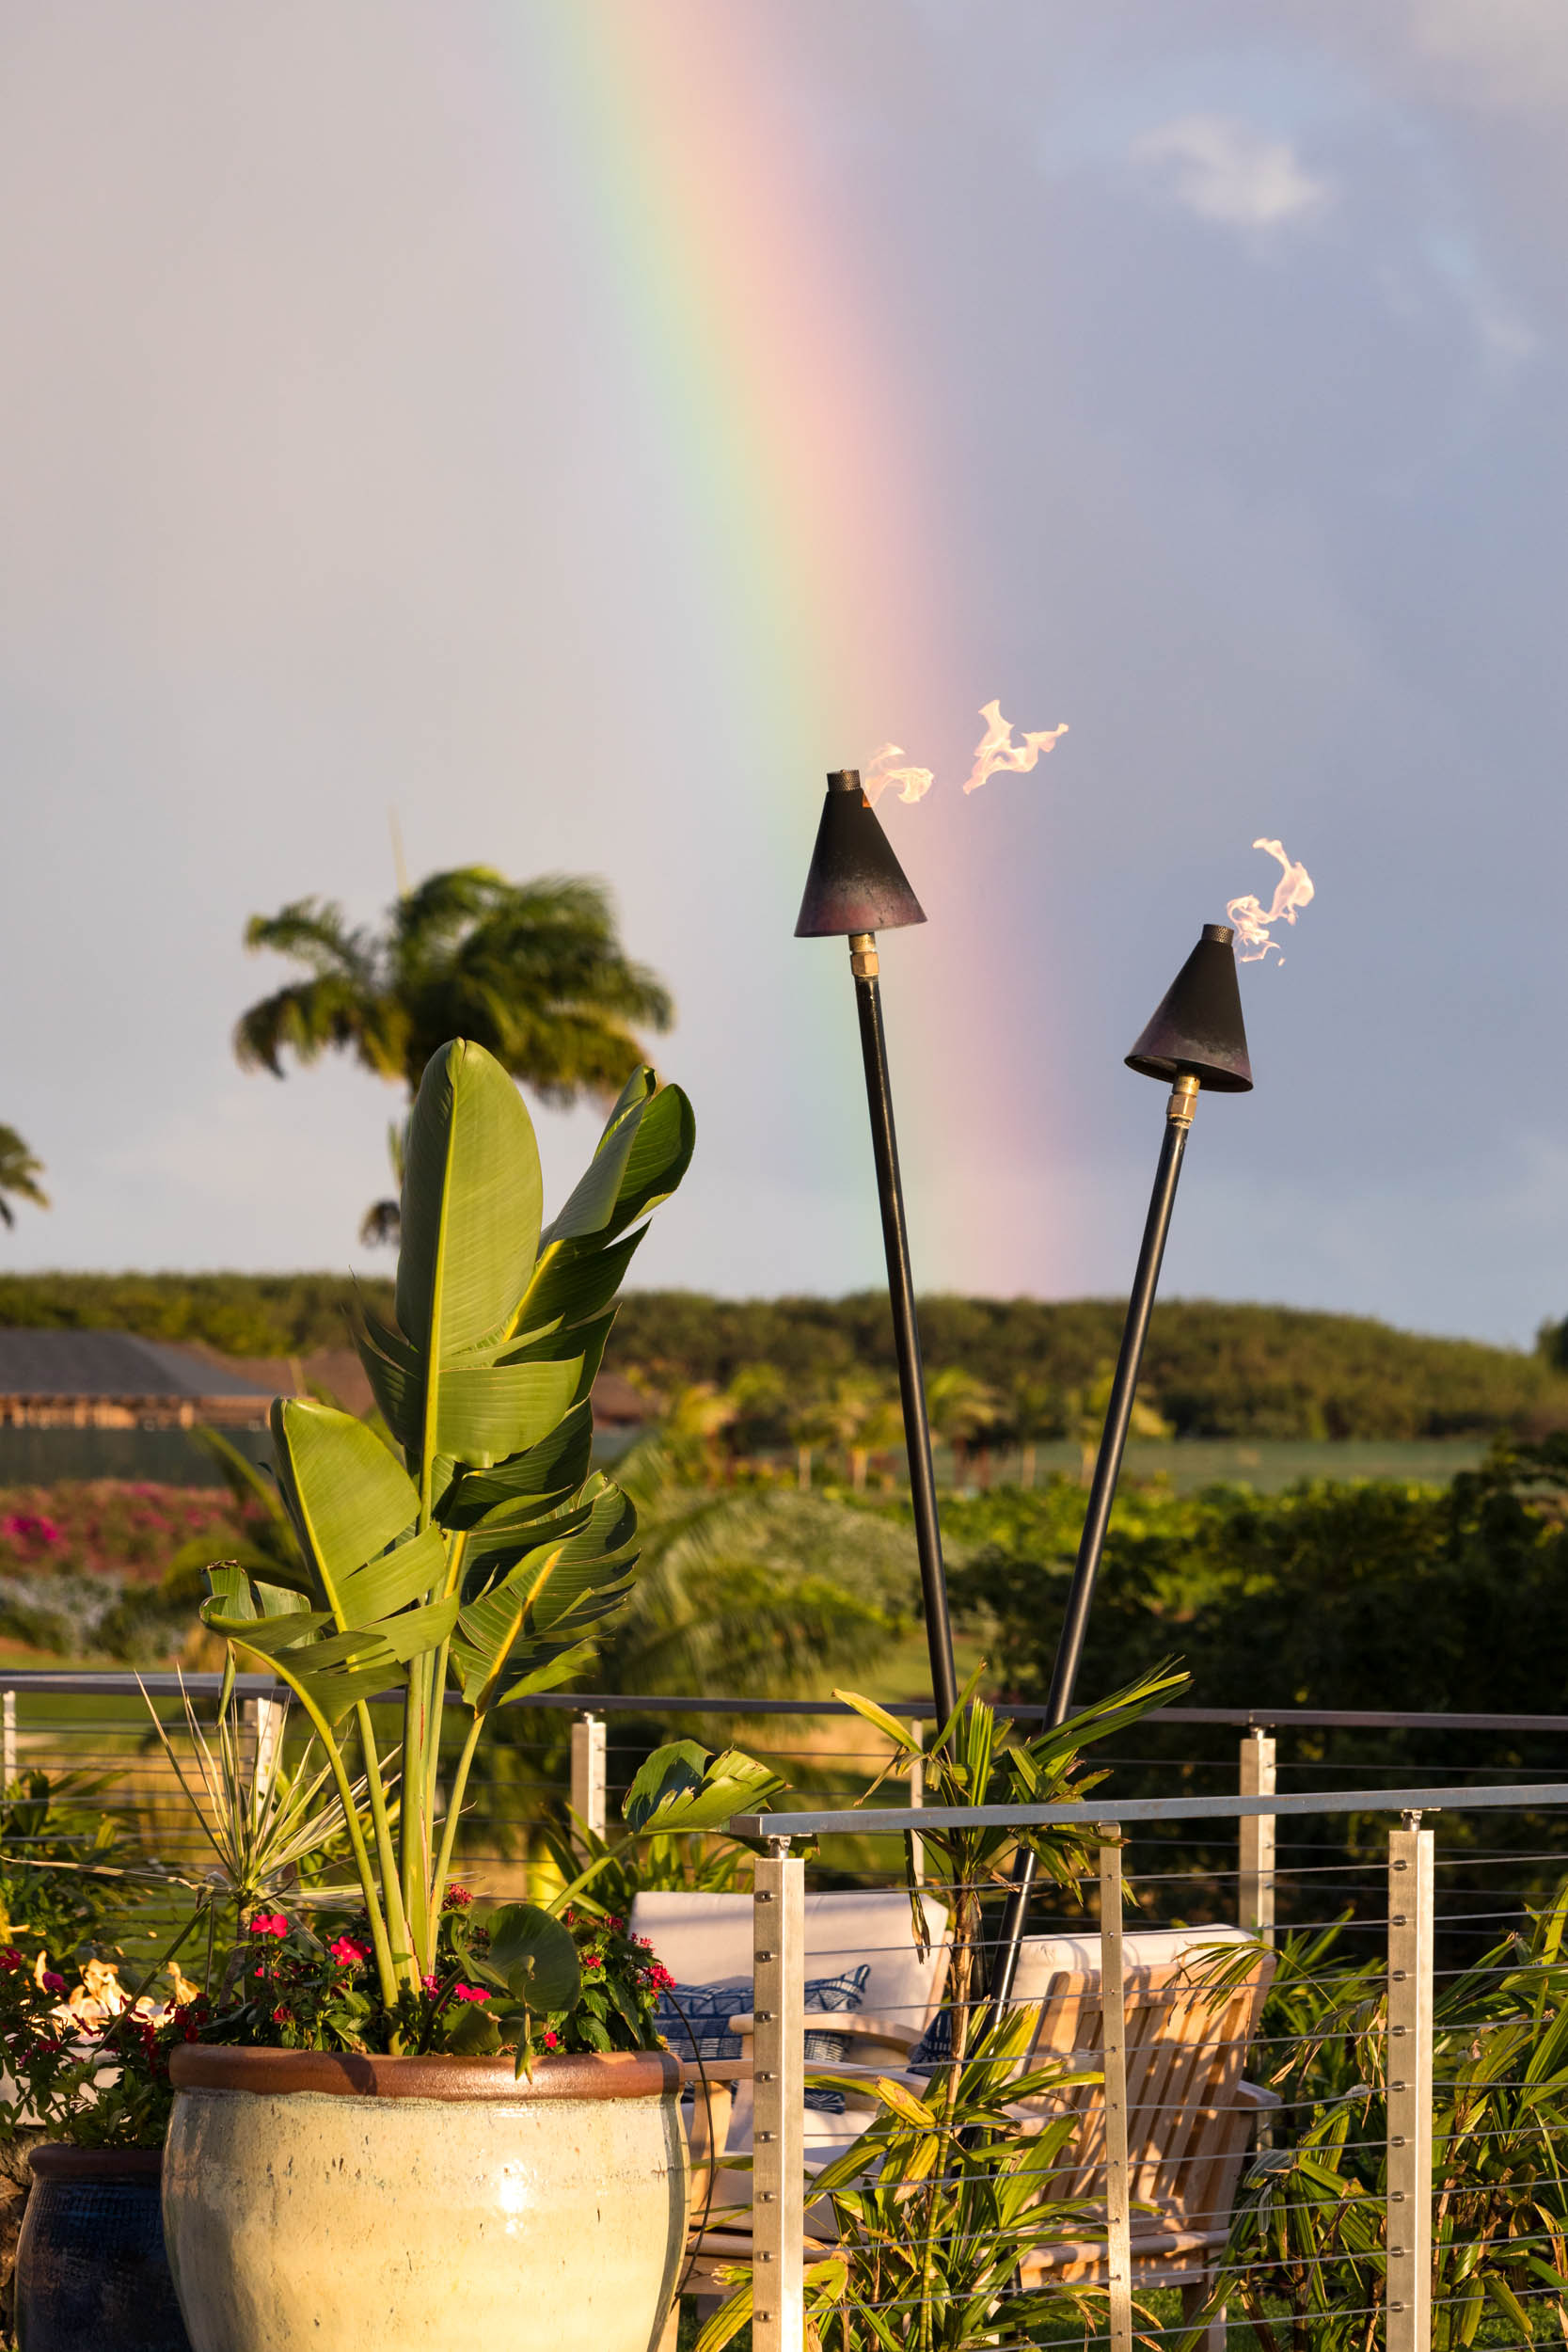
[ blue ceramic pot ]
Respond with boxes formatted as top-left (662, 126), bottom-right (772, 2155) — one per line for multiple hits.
top-left (15, 2144), bottom-right (191, 2352)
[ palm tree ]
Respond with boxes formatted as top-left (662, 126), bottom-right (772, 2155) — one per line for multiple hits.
top-left (0, 1127), bottom-right (47, 1228)
top-left (925, 1366), bottom-right (1003, 1487)
top-left (1007, 1375), bottom-right (1063, 1489)
top-left (234, 868), bottom-right (673, 1240)
top-left (1067, 1363), bottom-right (1172, 1486)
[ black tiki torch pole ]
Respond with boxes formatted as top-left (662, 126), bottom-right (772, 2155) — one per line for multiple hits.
top-left (849, 930), bottom-right (959, 1722)
top-left (796, 769), bottom-right (958, 1720)
top-left (986, 922), bottom-right (1254, 2010)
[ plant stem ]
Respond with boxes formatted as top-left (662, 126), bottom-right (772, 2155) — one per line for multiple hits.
top-left (356, 1698), bottom-right (416, 1990)
top-left (244, 1648), bottom-right (399, 2008)
top-left (431, 1710), bottom-right (485, 1920)
top-left (399, 1662), bottom-right (432, 1977)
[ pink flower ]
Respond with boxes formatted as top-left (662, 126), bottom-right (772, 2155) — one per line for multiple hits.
top-left (442, 1885), bottom-right (472, 1911)
top-left (248, 1913), bottom-right (288, 1938)
top-left (40, 1972), bottom-right (65, 1995)
top-left (582, 1952), bottom-right (602, 1970)
top-left (422, 1974), bottom-right (438, 1994)
top-left (543, 2029), bottom-right (560, 2050)
top-left (451, 1984), bottom-right (489, 2005)
top-left (0, 1949), bottom-right (21, 1974)
top-left (253, 1965), bottom-right (265, 1979)
top-left (328, 1937), bottom-right (368, 1967)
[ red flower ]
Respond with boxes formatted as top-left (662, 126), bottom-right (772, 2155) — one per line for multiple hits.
top-left (649, 1964), bottom-right (675, 1992)
top-left (328, 1937), bottom-right (369, 1967)
top-left (543, 2029), bottom-right (560, 2050)
top-left (442, 1885), bottom-right (472, 1911)
top-left (422, 1974), bottom-right (438, 1994)
top-left (451, 1984), bottom-right (489, 2005)
top-left (0, 1949), bottom-right (21, 1974)
top-left (40, 1973), bottom-right (65, 1996)
top-left (582, 1953), bottom-right (602, 1970)
top-left (271, 2005), bottom-right (293, 2025)
top-left (248, 1913), bottom-right (289, 1939)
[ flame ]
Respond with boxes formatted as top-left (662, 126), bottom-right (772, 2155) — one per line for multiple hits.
top-left (862, 699), bottom-right (1069, 807)
top-left (1227, 837), bottom-right (1315, 963)
top-left (862, 743), bottom-right (936, 808)
top-left (962, 700), bottom-right (1069, 794)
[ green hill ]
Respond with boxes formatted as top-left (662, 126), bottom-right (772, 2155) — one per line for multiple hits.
top-left (0, 1276), bottom-right (1560, 1441)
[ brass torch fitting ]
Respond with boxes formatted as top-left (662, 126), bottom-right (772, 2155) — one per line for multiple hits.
top-left (1167, 1073), bottom-right (1200, 1129)
top-left (848, 931), bottom-right (879, 979)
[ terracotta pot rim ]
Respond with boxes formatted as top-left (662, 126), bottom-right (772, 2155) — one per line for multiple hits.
top-left (28, 2141), bottom-right (163, 2182)
top-left (169, 2042), bottom-right (680, 2102)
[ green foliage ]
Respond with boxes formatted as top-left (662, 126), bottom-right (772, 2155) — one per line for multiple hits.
top-left (0, 1270), bottom-right (391, 1359)
top-left (0, 1127), bottom-right (47, 1229)
top-left (198, 1040), bottom-right (695, 2059)
top-left (1208, 1893), bottom-right (1568, 2352)
top-left (0, 1944), bottom-right (209, 2151)
top-left (610, 1294), bottom-right (1568, 1442)
top-left (695, 2004), bottom-right (1110, 2352)
top-left (235, 866), bottom-right (673, 1103)
top-left (948, 1437), bottom-right (1568, 1724)
top-left (0, 1772), bottom-right (135, 1965)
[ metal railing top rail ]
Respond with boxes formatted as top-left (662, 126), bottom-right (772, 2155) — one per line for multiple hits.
top-left (729, 1780), bottom-right (1568, 1837)
top-left (7, 1670), bottom-right (1568, 1737)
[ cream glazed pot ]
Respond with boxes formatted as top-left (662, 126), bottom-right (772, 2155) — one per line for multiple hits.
top-left (162, 2045), bottom-right (688, 2352)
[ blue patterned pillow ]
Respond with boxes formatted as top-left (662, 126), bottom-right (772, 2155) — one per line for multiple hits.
top-left (907, 2005), bottom-right (952, 2075)
top-left (657, 1965), bottom-right (872, 2116)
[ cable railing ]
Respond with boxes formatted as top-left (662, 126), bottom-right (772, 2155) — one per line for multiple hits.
top-left (8, 1673), bottom-right (1568, 2349)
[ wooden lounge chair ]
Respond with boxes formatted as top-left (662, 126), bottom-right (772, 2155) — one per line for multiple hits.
top-left (661, 1915), bottom-right (1275, 2344)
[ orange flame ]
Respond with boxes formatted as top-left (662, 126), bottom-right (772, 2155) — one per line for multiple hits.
top-left (862, 743), bottom-right (936, 808)
top-left (1227, 837), bottom-right (1315, 963)
top-left (962, 700), bottom-right (1069, 794)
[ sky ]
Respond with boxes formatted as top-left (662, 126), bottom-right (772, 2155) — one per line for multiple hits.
top-left (0, 1), bottom-right (1563, 1345)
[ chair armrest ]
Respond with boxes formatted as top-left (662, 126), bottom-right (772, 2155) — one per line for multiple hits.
top-left (728, 2011), bottom-right (925, 2053)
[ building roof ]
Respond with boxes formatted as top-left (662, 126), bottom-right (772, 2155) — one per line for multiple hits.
top-left (0, 1329), bottom-right (276, 1402)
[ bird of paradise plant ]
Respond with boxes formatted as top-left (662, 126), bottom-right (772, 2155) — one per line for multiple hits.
top-left (197, 1039), bottom-right (697, 2047)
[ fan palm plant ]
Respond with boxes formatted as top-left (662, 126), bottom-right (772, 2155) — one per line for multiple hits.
top-left (234, 867), bottom-right (673, 1242)
top-left (0, 1124), bottom-right (47, 1228)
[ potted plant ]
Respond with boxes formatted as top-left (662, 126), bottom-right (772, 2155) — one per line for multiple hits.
top-left (163, 1041), bottom-right (706, 2352)
top-left (4, 1944), bottom-right (203, 2352)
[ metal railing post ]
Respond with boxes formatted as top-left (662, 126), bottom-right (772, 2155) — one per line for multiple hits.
top-left (1387, 1813), bottom-right (1434, 2352)
top-left (1238, 1728), bottom-right (1276, 1939)
top-left (241, 1696), bottom-right (285, 1818)
top-left (1099, 1828), bottom-right (1132, 2352)
top-left (907, 1717), bottom-right (925, 1883)
top-left (752, 1838), bottom-right (805, 2352)
top-left (569, 1711), bottom-right (607, 1853)
top-left (2, 1689), bottom-right (15, 1788)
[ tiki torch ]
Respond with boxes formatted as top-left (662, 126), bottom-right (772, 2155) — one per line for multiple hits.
top-left (796, 771), bottom-right (959, 1721)
top-left (986, 921), bottom-right (1254, 2007)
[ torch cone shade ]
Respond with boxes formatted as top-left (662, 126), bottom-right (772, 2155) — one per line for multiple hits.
top-left (1126, 923), bottom-right (1254, 1092)
top-left (794, 771), bottom-right (927, 937)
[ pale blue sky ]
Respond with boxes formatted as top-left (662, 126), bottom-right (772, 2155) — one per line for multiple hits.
top-left (0, 2), bottom-right (1563, 1345)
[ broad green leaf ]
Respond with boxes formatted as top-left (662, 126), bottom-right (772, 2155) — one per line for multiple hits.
top-left (397, 1040), bottom-right (543, 1363)
top-left (487, 1902), bottom-right (581, 2013)
top-left (375, 1592), bottom-right (461, 1664)
top-left (434, 1359), bottom-right (581, 1466)
top-left (513, 1226), bottom-right (646, 1343)
top-left (538, 1075), bottom-right (654, 1248)
top-left (436, 1402), bottom-right (594, 1528)
top-left (273, 1398), bottom-right (420, 1596)
top-left (623, 1742), bottom-right (788, 1834)
top-left (335, 1524), bottom-right (447, 1627)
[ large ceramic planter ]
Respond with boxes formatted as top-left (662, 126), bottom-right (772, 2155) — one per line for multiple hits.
top-left (163, 2044), bottom-right (688, 2352)
top-left (16, 2144), bottom-right (192, 2352)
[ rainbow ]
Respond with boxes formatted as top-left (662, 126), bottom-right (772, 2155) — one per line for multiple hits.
top-left (483, 3), bottom-right (1075, 1290)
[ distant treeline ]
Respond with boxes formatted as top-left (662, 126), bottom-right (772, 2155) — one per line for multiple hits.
top-left (0, 1276), bottom-right (1563, 1442)
top-left (611, 1293), bottom-right (1568, 1440)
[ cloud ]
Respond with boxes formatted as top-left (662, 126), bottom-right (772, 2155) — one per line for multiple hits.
top-left (1133, 114), bottom-right (1332, 231)
top-left (1407, 0), bottom-right (1568, 115)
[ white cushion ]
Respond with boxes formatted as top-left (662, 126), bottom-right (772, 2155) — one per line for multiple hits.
top-left (1011, 1921), bottom-right (1254, 1999)
top-left (630, 1888), bottom-right (949, 2035)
